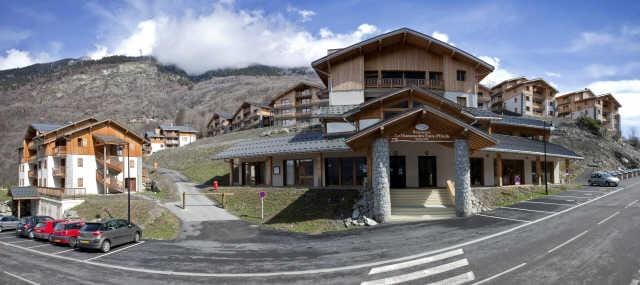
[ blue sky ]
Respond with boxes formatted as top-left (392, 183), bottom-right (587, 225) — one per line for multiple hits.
top-left (1, 0), bottom-right (640, 134)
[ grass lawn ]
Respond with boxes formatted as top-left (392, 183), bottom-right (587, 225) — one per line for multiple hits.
top-left (491, 184), bottom-right (576, 207)
top-left (71, 195), bottom-right (180, 240)
top-left (138, 170), bottom-right (179, 203)
top-left (0, 188), bottom-right (10, 203)
top-left (206, 187), bottom-right (359, 234)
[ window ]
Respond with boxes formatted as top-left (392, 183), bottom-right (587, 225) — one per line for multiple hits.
top-left (77, 138), bottom-right (85, 147)
top-left (44, 159), bottom-right (47, 169)
top-left (515, 107), bottom-right (518, 113)
top-left (515, 97), bottom-right (518, 103)
top-left (325, 157), bottom-right (367, 186)
top-left (526, 106), bottom-right (530, 111)
top-left (456, 97), bottom-right (467, 106)
top-left (77, 158), bottom-right (83, 167)
top-left (456, 70), bottom-right (466, 81)
top-left (526, 96), bottom-right (531, 101)
top-left (77, 177), bottom-right (83, 188)
top-left (129, 159), bottom-right (135, 168)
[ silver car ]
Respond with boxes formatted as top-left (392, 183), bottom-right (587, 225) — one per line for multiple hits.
top-left (588, 172), bottom-right (620, 187)
top-left (76, 219), bottom-right (142, 253)
top-left (0, 215), bottom-right (19, 232)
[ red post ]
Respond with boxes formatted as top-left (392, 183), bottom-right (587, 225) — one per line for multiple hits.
top-left (213, 180), bottom-right (219, 191)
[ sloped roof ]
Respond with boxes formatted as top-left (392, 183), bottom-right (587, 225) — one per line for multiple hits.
top-left (503, 78), bottom-right (558, 93)
top-left (160, 125), bottom-right (198, 133)
top-left (10, 186), bottom-right (39, 200)
top-left (314, 105), bottom-right (360, 118)
top-left (493, 115), bottom-right (548, 129)
top-left (93, 134), bottom-right (127, 145)
top-left (268, 82), bottom-right (325, 105)
top-left (145, 131), bottom-right (164, 138)
top-left (463, 107), bottom-right (501, 119)
top-left (31, 123), bottom-right (63, 133)
top-left (214, 131), bottom-right (349, 159)
top-left (484, 134), bottom-right (583, 159)
top-left (490, 77), bottom-right (527, 90)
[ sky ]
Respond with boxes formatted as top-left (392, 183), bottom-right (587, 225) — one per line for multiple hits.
top-left (1, 0), bottom-right (640, 135)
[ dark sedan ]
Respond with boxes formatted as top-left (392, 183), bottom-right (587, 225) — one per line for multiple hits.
top-left (16, 216), bottom-right (53, 238)
top-left (76, 219), bottom-right (142, 253)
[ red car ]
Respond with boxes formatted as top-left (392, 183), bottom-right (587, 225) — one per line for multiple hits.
top-left (50, 220), bottom-right (85, 247)
top-left (33, 219), bottom-right (65, 240)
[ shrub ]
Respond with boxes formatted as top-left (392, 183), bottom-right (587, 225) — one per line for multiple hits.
top-left (577, 116), bottom-right (602, 136)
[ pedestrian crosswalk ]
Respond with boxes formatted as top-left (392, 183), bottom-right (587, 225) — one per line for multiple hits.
top-left (361, 248), bottom-right (475, 285)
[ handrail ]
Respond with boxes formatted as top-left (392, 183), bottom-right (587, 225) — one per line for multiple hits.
top-left (37, 187), bottom-right (86, 200)
top-left (364, 77), bottom-right (445, 90)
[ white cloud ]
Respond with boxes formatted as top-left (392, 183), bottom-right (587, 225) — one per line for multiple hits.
top-left (569, 32), bottom-right (614, 51)
top-left (587, 79), bottom-right (640, 136)
top-left (0, 27), bottom-right (31, 46)
top-left (431, 31), bottom-right (451, 44)
top-left (0, 49), bottom-right (50, 70)
top-left (287, 5), bottom-right (316, 22)
top-left (478, 56), bottom-right (517, 87)
top-left (545, 71), bottom-right (561, 78)
top-left (88, 3), bottom-right (379, 74)
top-left (584, 62), bottom-right (640, 79)
top-left (569, 27), bottom-right (640, 52)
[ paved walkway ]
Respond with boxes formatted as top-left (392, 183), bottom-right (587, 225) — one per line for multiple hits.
top-left (155, 168), bottom-right (238, 222)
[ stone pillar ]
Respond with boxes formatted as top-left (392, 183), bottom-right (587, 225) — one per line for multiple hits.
top-left (372, 138), bottom-right (391, 223)
top-left (265, 157), bottom-right (272, 186)
top-left (454, 139), bottom-right (473, 217)
top-left (496, 153), bottom-right (503, 186)
top-left (228, 160), bottom-right (234, 186)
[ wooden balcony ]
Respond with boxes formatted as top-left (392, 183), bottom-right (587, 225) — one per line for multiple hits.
top-left (164, 132), bottom-right (178, 138)
top-left (96, 173), bottom-right (124, 194)
top-left (95, 153), bottom-right (124, 173)
top-left (37, 187), bottom-right (86, 200)
top-left (52, 167), bottom-right (65, 177)
top-left (28, 170), bottom-right (36, 178)
top-left (295, 91), bottom-right (313, 99)
top-left (364, 78), bottom-right (444, 90)
top-left (53, 146), bottom-right (67, 156)
top-left (28, 156), bottom-right (36, 164)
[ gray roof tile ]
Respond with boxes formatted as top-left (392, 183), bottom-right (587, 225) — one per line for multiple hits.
top-left (493, 115), bottom-right (547, 128)
top-left (10, 186), bottom-right (39, 199)
top-left (160, 125), bottom-right (198, 133)
top-left (31, 123), bottom-right (62, 132)
top-left (314, 105), bottom-right (359, 118)
top-left (483, 134), bottom-right (582, 159)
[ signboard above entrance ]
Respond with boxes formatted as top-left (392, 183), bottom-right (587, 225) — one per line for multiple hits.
top-left (391, 126), bottom-right (452, 143)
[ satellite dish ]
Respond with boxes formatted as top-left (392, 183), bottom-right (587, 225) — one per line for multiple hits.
top-left (415, 123), bottom-right (429, 131)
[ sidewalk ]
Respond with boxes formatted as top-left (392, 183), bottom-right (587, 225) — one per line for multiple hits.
top-left (155, 168), bottom-right (238, 222)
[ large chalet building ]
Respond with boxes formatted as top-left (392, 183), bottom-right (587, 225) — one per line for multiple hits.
top-left (490, 77), bottom-right (557, 117)
top-left (216, 28), bottom-right (582, 223)
top-left (144, 125), bottom-right (198, 154)
top-left (270, 82), bottom-right (328, 129)
top-left (13, 118), bottom-right (145, 218)
top-left (555, 88), bottom-right (622, 138)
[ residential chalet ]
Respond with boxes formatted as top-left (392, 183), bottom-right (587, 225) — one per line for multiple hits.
top-left (477, 84), bottom-right (491, 111)
top-left (215, 28), bottom-right (583, 223)
top-left (230, 102), bottom-right (273, 131)
top-left (269, 82), bottom-right (328, 129)
top-left (144, 125), bottom-right (198, 154)
top-left (206, 111), bottom-right (233, 137)
top-left (555, 88), bottom-right (622, 138)
top-left (490, 77), bottom-right (557, 117)
top-left (13, 118), bottom-right (145, 218)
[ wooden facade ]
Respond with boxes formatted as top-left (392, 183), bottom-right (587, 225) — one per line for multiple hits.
top-left (269, 82), bottom-right (328, 128)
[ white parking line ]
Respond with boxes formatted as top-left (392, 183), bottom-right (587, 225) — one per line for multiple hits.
top-left (476, 214), bottom-right (531, 223)
top-left (549, 195), bottom-right (591, 199)
top-left (626, 200), bottom-right (638, 208)
top-left (428, 271), bottom-right (475, 285)
top-left (3, 271), bottom-right (40, 285)
top-left (85, 241), bottom-right (145, 261)
top-left (547, 230), bottom-right (589, 253)
top-left (361, 259), bottom-right (469, 285)
top-left (26, 244), bottom-right (50, 249)
top-left (597, 211), bottom-right (620, 225)
top-left (471, 263), bottom-right (527, 285)
top-left (567, 190), bottom-right (605, 193)
top-left (53, 248), bottom-right (76, 255)
top-left (520, 201), bottom-right (574, 206)
top-left (368, 249), bottom-right (464, 274)
top-left (498, 207), bottom-right (557, 214)
top-left (7, 239), bottom-right (35, 244)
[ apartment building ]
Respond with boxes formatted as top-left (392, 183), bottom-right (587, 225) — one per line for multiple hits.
top-left (216, 28), bottom-right (581, 223)
top-left (556, 89), bottom-right (622, 138)
top-left (477, 84), bottom-right (491, 110)
top-left (230, 102), bottom-right (273, 131)
top-left (206, 111), bottom-right (233, 137)
top-left (144, 125), bottom-right (198, 154)
top-left (270, 82), bottom-right (328, 129)
top-left (490, 77), bottom-right (557, 117)
top-left (13, 118), bottom-right (145, 218)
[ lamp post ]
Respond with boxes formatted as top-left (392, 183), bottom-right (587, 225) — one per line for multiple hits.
top-left (127, 142), bottom-right (131, 224)
top-left (543, 120), bottom-right (549, 195)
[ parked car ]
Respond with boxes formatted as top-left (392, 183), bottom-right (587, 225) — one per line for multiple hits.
top-left (16, 216), bottom-right (53, 238)
top-left (588, 172), bottom-right (620, 187)
top-left (0, 215), bottom-right (20, 232)
top-left (77, 219), bottom-right (142, 253)
top-left (33, 219), bottom-right (65, 240)
top-left (50, 220), bottom-right (85, 247)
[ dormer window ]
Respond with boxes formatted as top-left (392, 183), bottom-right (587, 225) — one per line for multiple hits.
top-left (456, 70), bottom-right (466, 81)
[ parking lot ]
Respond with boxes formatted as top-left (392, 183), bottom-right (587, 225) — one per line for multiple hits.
top-left (0, 231), bottom-right (147, 263)
top-left (477, 185), bottom-right (623, 223)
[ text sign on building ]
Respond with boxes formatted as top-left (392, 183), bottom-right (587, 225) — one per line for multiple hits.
top-left (390, 124), bottom-right (452, 142)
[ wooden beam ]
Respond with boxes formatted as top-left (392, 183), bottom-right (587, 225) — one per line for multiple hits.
top-left (496, 153), bottom-right (503, 186)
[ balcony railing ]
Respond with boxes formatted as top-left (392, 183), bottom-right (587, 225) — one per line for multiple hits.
top-left (364, 78), bottom-right (445, 90)
top-left (295, 91), bottom-right (313, 99)
top-left (96, 173), bottom-right (124, 193)
top-left (95, 153), bottom-right (124, 173)
top-left (53, 146), bottom-right (67, 156)
top-left (37, 187), bottom-right (86, 200)
top-left (52, 167), bottom-right (65, 177)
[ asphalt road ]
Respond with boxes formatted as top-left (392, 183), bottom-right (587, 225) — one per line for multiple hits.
top-left (1, 178), bottom-right (639, 285)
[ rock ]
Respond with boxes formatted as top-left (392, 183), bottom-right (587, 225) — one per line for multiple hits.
top-left (343, 218), bottom-right (352, 228)
top-left (364, 216), bottom-right (378, 226)
top-left (351, 208), bottom-right (360, 219)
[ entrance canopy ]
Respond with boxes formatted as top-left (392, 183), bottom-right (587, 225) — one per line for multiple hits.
top-left (10, 186), bottom-right (40, 200)
top-left (346, 105), bottom-right (497, 151)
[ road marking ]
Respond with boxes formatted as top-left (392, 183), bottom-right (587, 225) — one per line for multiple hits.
top-left (548, 230), bottom-right (589, 253)
top-left (626, 200), bottom-right (638, 208)
top-left (549, 195), bottom-right (590, 199)
top-left (476, 214), bottom-right (531, 223)
top-left (567, 190), bottom-right (604, 193)
top-left (368, 249), bottom-right (463, 275)
top-left (7, 239), bottom-right (34, 244)
top-left (3, 271), bottom-right (40, 285)
top-left (471, 262), bottom-right (527, 285)
top-left (0, 183), bottom-right (635, 278)
top-left (499, 206), bottom-right (557, 214)
top-left (53, 248), bottom-right (76, 255)
top-left (520, 201), bottom-right (574, 206)
top-left (85, 241), bottom-right (145, 261)
top-left (26, 244), bottom-right (50, 249)
top-left (597, 211), bottom-right (620, 225)
top-left (361, 259), bottom-right (469, 285)
top-left (428, 271), bottom-right (475, 285)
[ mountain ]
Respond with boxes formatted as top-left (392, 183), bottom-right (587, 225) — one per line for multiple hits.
top-left (0, 56), bottom-right (318, 185)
